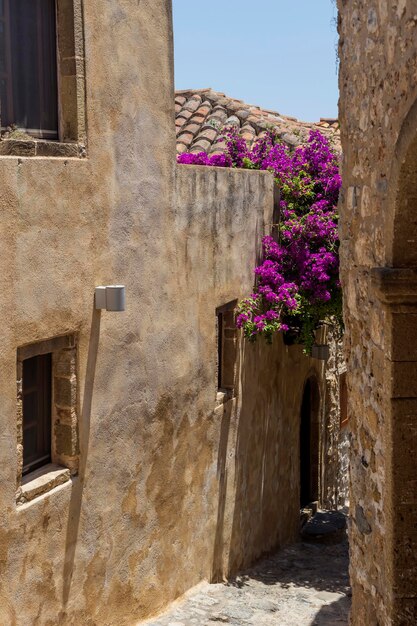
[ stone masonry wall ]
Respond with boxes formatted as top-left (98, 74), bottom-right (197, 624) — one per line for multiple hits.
top-left (338, 1), bottom-right (417, 623)
top-left (322, 330), bottom-right (349, 511)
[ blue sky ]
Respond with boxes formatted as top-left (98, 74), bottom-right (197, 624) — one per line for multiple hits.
top-left (173, 0), bottom-right (338, 122)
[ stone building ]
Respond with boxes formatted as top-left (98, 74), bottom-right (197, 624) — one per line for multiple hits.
top-left (0, 2), bottom-right (346, 624)
top-left (338, 1), bottom-right (417, 624)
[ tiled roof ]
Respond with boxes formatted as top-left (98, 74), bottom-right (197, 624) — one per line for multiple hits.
top-left (175, 88), bottom-right (340, 155)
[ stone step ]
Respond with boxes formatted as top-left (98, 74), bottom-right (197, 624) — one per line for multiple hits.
top-left (301, 510), bottom-right (347, 544)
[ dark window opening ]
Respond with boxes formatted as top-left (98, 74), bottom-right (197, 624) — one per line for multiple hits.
top-left (0, 0), bottom-right (58, 139)
top-left (22, 353), bottom-right (52, 475)
top-left (217, 301), bottom-right (237, 391)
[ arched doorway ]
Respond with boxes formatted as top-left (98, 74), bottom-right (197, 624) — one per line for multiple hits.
top-left (299, 376), bottom-right (320, 508)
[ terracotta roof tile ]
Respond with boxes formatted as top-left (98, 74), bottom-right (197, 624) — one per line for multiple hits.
top-left (182, 123), bottom-right (201, 136)
top-left (177, 108), bottom-right (193, 123)
top-left (191, 138), bottom-right (212, 152)
top-left (177, 131), bottom-right (194, 148)
top-left (196, 127), bottom-right (218, 142)
top-left (176, 143), bottom-right (188, 154)
top-left (175, 88), bottom-right (340, 155)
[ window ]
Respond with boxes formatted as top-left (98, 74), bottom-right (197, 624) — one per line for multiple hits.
top-left (22, 353), bottom-right (52, 475)
top-left (0, 0), bottom-right (58, 139)
top-left (0, 0), bottom-right (86, 157)
top-left (16, 335), bottom-right (79, 504)
top-left (216, 301), bottom-right (237, 392)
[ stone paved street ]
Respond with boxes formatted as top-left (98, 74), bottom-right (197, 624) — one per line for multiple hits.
top-left (139, 539), bottom-right (350, 626)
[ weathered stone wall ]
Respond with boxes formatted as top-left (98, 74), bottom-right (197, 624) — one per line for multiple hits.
top-left (337, 428), bottom-right (350, 510)
top-left (0, 2), bottom-right (344, 624)
top-left (322, 331), bottom-right (349, 511)
top-left (338, 1), bottom-right (417, 623)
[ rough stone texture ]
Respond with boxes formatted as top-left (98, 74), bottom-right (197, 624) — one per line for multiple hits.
top-left (322, 329), bottom-right (349, 510)
top-left (337, 428), bottom-right (350, 509)
top-left (338, 1), bottom-right (417, 623)
top-left (52, 346), bottom-right (79, 472)
top-left (138, 539), bottom-right (351, 626)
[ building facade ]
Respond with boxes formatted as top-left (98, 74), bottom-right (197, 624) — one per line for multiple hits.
top-left (0, 1), bottom-right (345, 624)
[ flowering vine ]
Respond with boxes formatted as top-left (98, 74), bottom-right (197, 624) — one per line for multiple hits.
top-left (178, 127), bottom-right (342, 353)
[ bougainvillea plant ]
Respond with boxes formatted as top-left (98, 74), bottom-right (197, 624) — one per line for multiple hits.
top-left (178, 127), bottom-right (342, 353)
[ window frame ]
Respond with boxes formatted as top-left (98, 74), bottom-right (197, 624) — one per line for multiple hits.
top-left (16, 334), bottom-right (79, 503)
top-left (0, 0), bottom-right (86, 157)
top-left (216, 300), bottom-right (238, 394)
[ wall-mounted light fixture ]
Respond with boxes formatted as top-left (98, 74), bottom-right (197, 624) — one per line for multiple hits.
top-left (95, 285), bottom-right (126, 311)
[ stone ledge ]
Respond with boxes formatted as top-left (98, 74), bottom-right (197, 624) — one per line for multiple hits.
top-left (0, 139), bottom-right (86, 159)
top-left (18, 333), bottom-right (76, 361)
top-left (16, 464), bottom-right (71, 506)
top-left (371, 267), bottom-right (417, 304)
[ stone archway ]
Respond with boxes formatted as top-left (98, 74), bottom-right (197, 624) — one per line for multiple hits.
top-left (299, 376), bottom-right (320, 509)
top-left (370, 100), bottom-right (417, 624)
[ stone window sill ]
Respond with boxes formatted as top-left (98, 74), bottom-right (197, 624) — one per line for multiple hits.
top-left (0, 139), bottom-right (86, 159)
top-left (16, 463), bottom-right (71, 506)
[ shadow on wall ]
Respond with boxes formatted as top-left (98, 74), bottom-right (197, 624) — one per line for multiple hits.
top-left (229, 338), bottom-right (280, 573)
top-left (62, 307), bottom-right (102, 606)
top-left (211, 333), bottom-right (307, 581)
top-left (211, 396), bottom-right (236, 583)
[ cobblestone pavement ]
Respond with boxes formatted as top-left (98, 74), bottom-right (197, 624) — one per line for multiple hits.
top-left (139, 539), bottom-right (350, 626)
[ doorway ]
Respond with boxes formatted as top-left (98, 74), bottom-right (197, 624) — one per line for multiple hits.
top-left (299, 377), bottom-right (320, 508)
